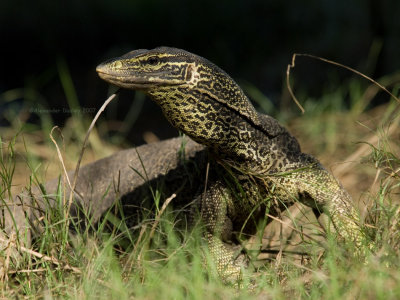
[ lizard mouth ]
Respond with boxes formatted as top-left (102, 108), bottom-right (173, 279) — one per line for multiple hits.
top-left (96, 70), bottom-right (152, 89)
top-left (96, 64), bottom-right (185, 89)
top-left (96, 64), bottom-right (154, 89)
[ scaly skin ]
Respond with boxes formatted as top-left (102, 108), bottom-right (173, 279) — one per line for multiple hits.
top-left (97, 47), bottom-right (363, 281)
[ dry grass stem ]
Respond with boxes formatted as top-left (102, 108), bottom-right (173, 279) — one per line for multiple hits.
top-left (49, 126), bottom-right (73, 210)
top-left (148, 193), bottom-right (176, 241)
top-left (0, 236), bottom-right (81, 274)
top-left (287, 54), bottom-right (400, 113)
top-left (8, 268), bottom-right (47, 274)
top-left (286, 63), bottom-right (305, 114)
top-left (266, 213), bottom-right (321, 244)
top-left (66, 91), bottom-right (119, 223)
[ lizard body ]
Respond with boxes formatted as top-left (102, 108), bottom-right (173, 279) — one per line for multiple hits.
top-left (96, 47), bottom-right (363, 280)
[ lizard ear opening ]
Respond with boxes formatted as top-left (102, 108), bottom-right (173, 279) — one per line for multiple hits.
top-left (185, 65), bottom-right (193, 81)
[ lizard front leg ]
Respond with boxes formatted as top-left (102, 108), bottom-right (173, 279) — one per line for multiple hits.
top-left (274, 155), bottom-right (364, 251)
top-left (195, 181), bottom-right (248, 282)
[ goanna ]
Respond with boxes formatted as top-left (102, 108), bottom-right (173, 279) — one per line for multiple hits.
top-left (96, 47), bottom-right (363, 281)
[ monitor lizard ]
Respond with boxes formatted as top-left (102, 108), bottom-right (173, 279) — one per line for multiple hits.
top-left (95, 47), bottom-right (364, 281)
top-left (1, 47), bottom-right (364, 283)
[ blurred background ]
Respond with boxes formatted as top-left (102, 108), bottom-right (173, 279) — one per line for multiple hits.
top-left (1, 0), bottom-right (399, 195)
top-left (1, 0), bottom-right (399, 141)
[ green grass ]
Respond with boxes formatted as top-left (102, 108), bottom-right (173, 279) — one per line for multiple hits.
top-left (1, 109), bottom-right (399, 299)
top-left (1, 64), bottom-right (400, 298)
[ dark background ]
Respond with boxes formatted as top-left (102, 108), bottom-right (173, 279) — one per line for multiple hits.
top-left (1, 0), bottom-right (399, 144)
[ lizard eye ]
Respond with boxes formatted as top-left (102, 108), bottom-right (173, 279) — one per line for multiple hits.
top-left (147, 56), bottom-right (159, 65)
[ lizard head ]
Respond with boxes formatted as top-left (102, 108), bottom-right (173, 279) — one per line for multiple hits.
top-left (96, 47), bottom-right (200, 90)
